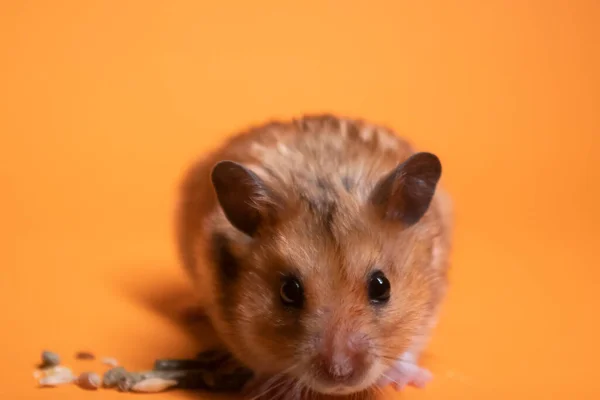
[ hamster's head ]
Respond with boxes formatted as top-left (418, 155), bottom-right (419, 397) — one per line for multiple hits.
top-left (208, 153), bottom-right (446, 396)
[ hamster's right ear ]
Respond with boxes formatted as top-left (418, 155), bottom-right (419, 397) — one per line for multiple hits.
top-left (211, 160), bottom-right (281, 237)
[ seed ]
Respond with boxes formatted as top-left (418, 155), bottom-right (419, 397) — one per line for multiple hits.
top-left (40, 366), bottom-right (73, 378)
top-left (39, 374), bottom-right (74, 387)
top-left (77, 372), bottom-right (101, 390)
top-left (37, 366), bottom-right (74, 387)
top-left (154, 358), bottom-right (214, 371)
top-left (112, 370), bottom-right (186, 391)
top-left (102, 366), bottom-right (127, 388)
top-left (41, 351), bottom-right (60, 367)
top-left (130, 377), bottom-right (178, 393)
top-left (75, 351), bottom-right (95, 360)
top-left (117, 374), bottom-right (134, 392)
top-left (117, 372), bottom-right (147, 392)
top-left (101, 357), bottom-right (119, 367)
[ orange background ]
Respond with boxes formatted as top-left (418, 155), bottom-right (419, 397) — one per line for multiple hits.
top-left (1, 1), bottom-right (599, 399)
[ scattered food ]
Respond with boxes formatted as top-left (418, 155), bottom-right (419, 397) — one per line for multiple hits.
top-left (117, 372), bottom-right (143, 392)
top-left (101, 357), bottom-right (119, 367)
top-left (38, 366), bottom-right (73, 378)
top-left (37, 366), bottom-right (75, 387)
top-left (33, 348), bottom-right (254, 394)
top-left (75, 351), bottom-right (96, 360)
top-left (41, 351), bottom-right (60, 368)
top-left (131, 378), bottom-right (178, 393)
top-left (77, 372), bottom-right (101, 390)
top-left (102, 366), bottom-right (127, 388)
top-left (39, 374), bottom-right (75, 387)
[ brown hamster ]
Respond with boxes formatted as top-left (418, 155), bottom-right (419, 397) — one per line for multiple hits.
top-left (176, 114), bottom-right (453, 398)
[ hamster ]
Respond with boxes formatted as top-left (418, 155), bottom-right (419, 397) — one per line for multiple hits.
top-left (176, 114), bottom-right (453, 398)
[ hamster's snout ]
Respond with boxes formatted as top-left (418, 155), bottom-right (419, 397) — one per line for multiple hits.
top-left (312, 331), bottom-right (373, 388)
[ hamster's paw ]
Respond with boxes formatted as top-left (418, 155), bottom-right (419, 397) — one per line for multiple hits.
top-left (377, 352), bottom-right (432, 391)
top-left (181, 349), bottom-right (254, 392)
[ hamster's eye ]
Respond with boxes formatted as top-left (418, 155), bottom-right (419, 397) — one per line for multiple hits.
top-left (280, 277), bottom-right (304, 308)
top-left (368, 270), bottom-right (391, 304)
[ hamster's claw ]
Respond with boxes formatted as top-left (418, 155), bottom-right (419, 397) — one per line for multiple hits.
top-left (377, 353), bottom-right (432, 391)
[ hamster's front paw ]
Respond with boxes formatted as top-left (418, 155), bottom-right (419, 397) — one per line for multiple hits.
top-left (377, 352), bottom-right (432, 391)
top-left (174, 349), bottom-right (254, 392)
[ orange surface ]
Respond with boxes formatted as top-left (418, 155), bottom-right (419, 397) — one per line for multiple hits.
top-left (1, 1), bottom-right (599, 399)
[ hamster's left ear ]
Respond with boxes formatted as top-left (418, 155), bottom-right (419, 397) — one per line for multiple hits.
top-left (369, 152), bottom-right (442, 226)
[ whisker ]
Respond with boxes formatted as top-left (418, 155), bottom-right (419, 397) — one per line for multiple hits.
top-left (371, 352), bottom-right (418, 365)
top-left (381, 373), bottom-right (402, 388)
top-left (249, 379), bottom-right (286, 400)
top-left (290, 378), bottom-right (302, 400)
top-left (373, 385), bottom-right (387, 400)
top-left (296, 383), bottom-right (304, 400)
top-left (277, 379), bottom-right (295, 400)
top-left (249, 367), bottom-right (295, 400)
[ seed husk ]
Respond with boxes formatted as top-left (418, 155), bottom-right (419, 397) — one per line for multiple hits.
top-left (77, 372), bottom-right (100, 390)
top-left (39, 374), bottom-right (74, 387)
top-left (38, 366), bottom-right (73, 378)
top-left (101, 357), bottom-right (119, 367)
top-left (41, 351), bottom-right (60, 368)
top-left (117, 372), bottom-right (147, 392)
top-left (102, 366), bottom-right (127, 388)
top-left (37, 366), bottom-right (74, 387)
top-left (130, 377), bottom-right (178, 393)
top-left (75, 351), bottom-right (95, 360)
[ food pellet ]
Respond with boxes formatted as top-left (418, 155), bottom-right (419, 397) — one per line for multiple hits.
top-left (130, 377), bottom-right (178, 393)
top-left (101, 357), bottom-right (119, 367)
top-left (103, 366), bottom-right (127, 388)
top-left (41, 351), bottom-right (60, 367)
top-left (75, 351), bottom-right (95, 360)
top-left (77, 372), bottom-right (101, 390)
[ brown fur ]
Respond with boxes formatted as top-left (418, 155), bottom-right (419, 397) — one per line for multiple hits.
top-left (176, 114), bottom-right (453, 398)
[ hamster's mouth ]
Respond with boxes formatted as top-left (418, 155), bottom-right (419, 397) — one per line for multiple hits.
top-left (298, 375), bottom-right (375, 396)
top-left (321, 385), bottom-right (364, 395)
top-left (297, 357), bottom-right (388, 396)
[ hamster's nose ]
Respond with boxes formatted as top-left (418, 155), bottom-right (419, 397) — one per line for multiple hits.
top-left (315, 333), bottom-right (370, 385)
top-left (317, 353), bottom-right (363, 383)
